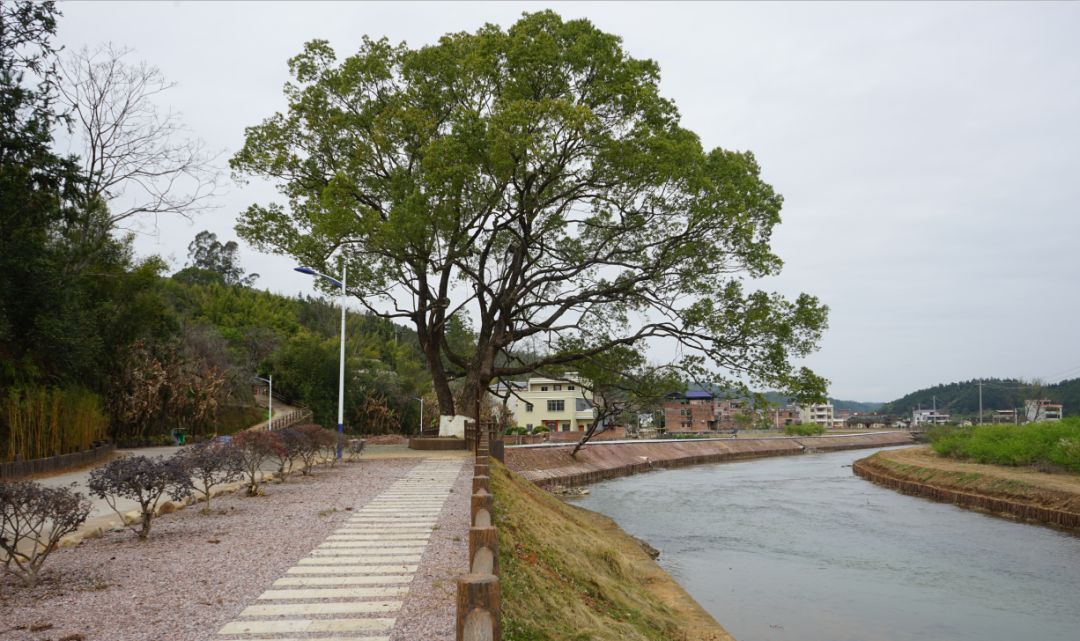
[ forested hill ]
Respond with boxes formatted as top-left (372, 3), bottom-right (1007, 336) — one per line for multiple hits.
top-left (877, 378), bottom-right (1080, 418)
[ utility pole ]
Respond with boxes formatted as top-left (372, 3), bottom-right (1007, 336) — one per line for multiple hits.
top-left (978, 381), bottom-right (983, 425)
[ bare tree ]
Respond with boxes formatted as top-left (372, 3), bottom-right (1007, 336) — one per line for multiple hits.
top-left (58, 43), bottom-right (220, 229)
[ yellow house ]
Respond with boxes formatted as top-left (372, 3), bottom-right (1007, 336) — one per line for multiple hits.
top-left (494, 372), bottom-right (596, 432)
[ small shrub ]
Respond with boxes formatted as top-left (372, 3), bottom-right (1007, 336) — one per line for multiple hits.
top-left (344, 438), bottom-right (365, 462)
top-left (530, 426), bottom-right (549, 435)
top-left (176, 442), bottom-right (243, 510)
top-left (320, 428), bottom-right (343, 467)
top-left (271, 427), bottom-right (304, 480)
top-left (232, 430), bottom-right (284, 496)
top-left (0, 480), bottom-right (92, 587)
top-left (292, 424), bottom-right (328, 474)
top-left (88, 455), bottom-right (192, 540)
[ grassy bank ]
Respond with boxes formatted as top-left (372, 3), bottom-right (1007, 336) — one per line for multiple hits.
top-left (854, 447), bottom-right (1080, 530)
top-left (491, 461), bottom-right (733, 641)
top-left (929, 418), bottom-right (1080, 472)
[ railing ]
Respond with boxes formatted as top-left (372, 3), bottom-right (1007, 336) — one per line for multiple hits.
top-left (248, 408), bottom-right (314, 432)
top-left (456, 428), bottom-right (502, 641)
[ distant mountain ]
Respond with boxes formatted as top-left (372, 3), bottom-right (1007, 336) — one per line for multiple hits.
top-left (877, 378), bottom-right (1080, 418)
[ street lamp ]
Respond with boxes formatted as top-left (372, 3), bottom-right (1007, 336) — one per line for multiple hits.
top-left (255, 375), bottom-right (273, 429)
top-left (295, 262), bottom-right (347, 459)
top-left (414, 396), bottom-right (424, 435)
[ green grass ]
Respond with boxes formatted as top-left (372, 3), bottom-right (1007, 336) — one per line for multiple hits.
top-left (929, 418), bottom-right (1080, 473)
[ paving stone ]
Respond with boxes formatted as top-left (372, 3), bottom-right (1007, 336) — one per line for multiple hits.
top-left (274, 575), bottom-right (412, 586)
top-left (219, 618), bottom-right (395, 634)
top-left (258, 586), bottom-right (408, 599)
top-left (298, 555), bottom-right (423, 564)
top-left (286, 565), bottom-right (418, 574)
top-left (240, 600), bottom-right (401, 616)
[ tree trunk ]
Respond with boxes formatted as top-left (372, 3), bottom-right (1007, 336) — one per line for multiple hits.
top-left (139, 510), bottom-right (152, 540)
top-left (417, 327), bottom-right (457, 416)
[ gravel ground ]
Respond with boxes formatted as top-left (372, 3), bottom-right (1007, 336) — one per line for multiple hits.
top-left (0, 457), bottom-right (421, 641)
top-left (388, 459), bottom-right (470, 641)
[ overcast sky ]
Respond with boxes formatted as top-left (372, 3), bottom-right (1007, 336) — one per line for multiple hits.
top-left (53, 1), bottom-right (1080, 402)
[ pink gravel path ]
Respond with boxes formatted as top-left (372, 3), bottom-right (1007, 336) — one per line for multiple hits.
top-left (0, 458), bottom-right (445, 641)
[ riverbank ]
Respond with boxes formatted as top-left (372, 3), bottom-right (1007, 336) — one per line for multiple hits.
top-left (505, 431), bottom-right (914, 487)
top-left (853, 446), bottom-right (1080, 531)
top-left (492, 460), bottom-right (733, 641)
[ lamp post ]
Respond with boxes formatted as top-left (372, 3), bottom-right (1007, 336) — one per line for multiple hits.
top-left (414, 396), bottom-right (424, 435)
top-left (255, 375), bottom-right (273, 429)
top-left (295, 262), bottom-right (347, 459)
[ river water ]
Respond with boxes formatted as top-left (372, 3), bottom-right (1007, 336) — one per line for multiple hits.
top-left (574, 446), bottom-right (1080, 641)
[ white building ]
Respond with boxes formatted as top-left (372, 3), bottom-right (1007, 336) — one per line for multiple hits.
top-left (797, 403), bottom-right (835, 427)
top-left (493, 372), bottom-right (597, 433)
top-left (912, 409), bottom-right (950, 426)
top-left (1024, 399), bottom-right (1063, 423)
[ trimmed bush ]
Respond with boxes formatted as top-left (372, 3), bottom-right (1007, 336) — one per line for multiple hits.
top-left (176, 443), bottom-right (242, 510)
top-left (232, 430), bottom-right (284, 496)
top-left (271, 427), bottom-right (304, 480)
top-left (88, 455), bottom-right (192, 540)
top-left (0, 480), bottom-right (92, 586)
top-left (530, 426), bottom-right (549, 435)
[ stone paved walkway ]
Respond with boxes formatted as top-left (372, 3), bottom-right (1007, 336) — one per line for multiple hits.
top-left (215, 458), bottom-right (465, 641)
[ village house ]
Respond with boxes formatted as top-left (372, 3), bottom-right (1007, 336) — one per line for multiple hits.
top-left (1024, 399), bottom-right (1063, 423)
top-left (493, 372), bottom-right (597, 433)
top-left (663, 390), bottom-right (718, 432)
top-left (912, 408), bottom-right (951, 426)
top-left (798, 402), bottom-right (835, 427)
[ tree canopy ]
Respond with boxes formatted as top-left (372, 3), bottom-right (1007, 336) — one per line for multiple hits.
top-left (232, 10), bottom-right (829, 422)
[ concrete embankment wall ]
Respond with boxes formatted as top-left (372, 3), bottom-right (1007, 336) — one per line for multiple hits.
top-left (852, 457), bottom-right (1080, 531)
top-left (506, 431), bottom-right (914, 488)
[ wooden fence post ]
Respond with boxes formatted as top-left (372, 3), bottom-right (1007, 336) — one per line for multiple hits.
top-left (457, 573), bottom-right (501, 641)
top-left (471, 491), bottom-right (493, 527)
top-left (469, 525), bottom-right (499, 576)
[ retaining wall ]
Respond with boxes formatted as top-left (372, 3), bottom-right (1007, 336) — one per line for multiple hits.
top-left (852, 457), bottom-right (1080, 531)
top-left (506, 432), bottom-right (914, 488)
top-left (0, 443), bottom-right (116, 479)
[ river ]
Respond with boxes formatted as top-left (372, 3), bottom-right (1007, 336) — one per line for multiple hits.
top-left (574, 446), bottom-right (1080, 641)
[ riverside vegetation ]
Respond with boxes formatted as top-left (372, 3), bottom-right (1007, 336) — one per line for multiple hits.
top-left (854, 420), bottom-right (1080, 531)
top-left (929, 419), bottom-right (1080, 472)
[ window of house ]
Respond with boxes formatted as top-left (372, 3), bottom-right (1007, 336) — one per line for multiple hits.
top-left (547, 399), bottom-right (565, 412)
top-left (568, 385), bottom-right (574, 390)
top-left (526, 423), bottom-right (533, 430)
top-left (525, 403), bottom-right (533, 412)
top-left (553, 384), bottom-right (562, 391)
top-left (561, 422), bottom-right (571, 431)
top-left (540, 386), bottom-right (548, 391)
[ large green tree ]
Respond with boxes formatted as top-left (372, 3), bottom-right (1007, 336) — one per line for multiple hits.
top-left (232, 11), bottom-right (828, 427)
